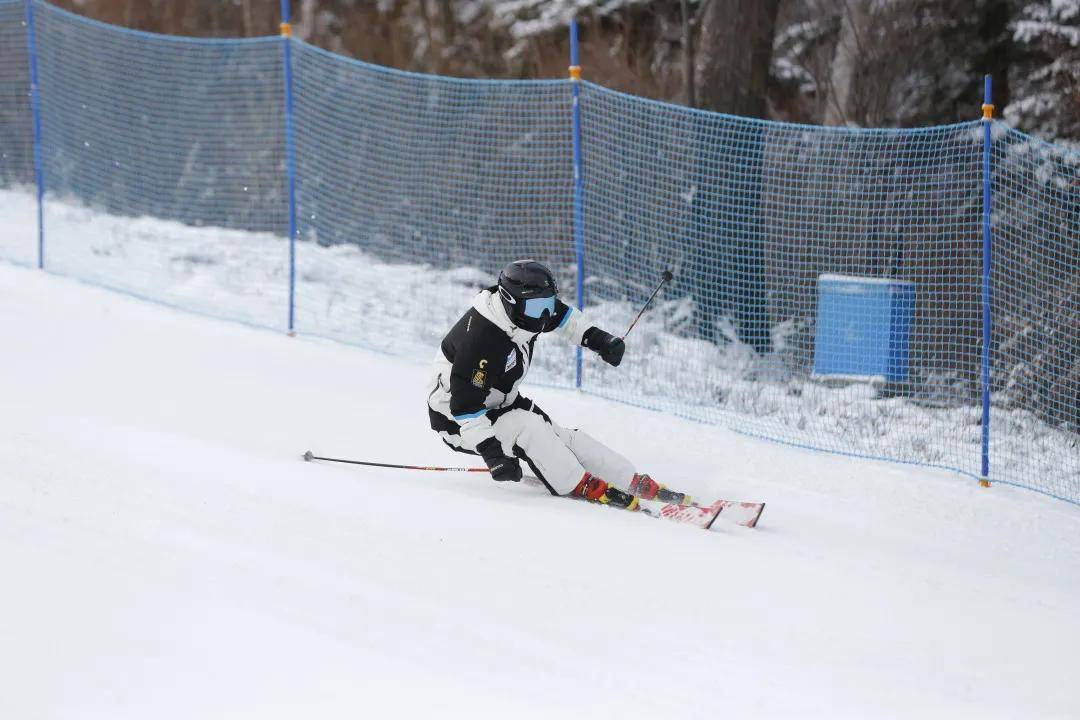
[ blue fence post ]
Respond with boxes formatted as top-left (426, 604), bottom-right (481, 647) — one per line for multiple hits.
top-left (980, 75), bottom-right (993, 487)
top-left (280, 0), bottom-right (298, 335)
top-left (24, 0), bottom-right (44, 269)
top-left (569, 20), bottom-right (585, 389)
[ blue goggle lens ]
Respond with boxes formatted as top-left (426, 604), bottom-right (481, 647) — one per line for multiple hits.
top-left (522, 296), bottom-right (556, 319)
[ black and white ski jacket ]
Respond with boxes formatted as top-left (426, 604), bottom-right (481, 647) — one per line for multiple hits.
top-left (427, 287), bottom-right (591, 451)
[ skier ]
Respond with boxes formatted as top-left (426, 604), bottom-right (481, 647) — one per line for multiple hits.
top-left (427, 259), bottom-right (689, 510)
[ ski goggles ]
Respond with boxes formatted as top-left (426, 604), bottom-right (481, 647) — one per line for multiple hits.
top-left (522, 295), bottom-right (557, 319)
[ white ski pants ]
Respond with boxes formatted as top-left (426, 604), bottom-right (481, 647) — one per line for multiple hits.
top-left (442, 408), bottom-right (636, 496)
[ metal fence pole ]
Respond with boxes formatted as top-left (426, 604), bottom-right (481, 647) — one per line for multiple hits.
top-left (980, 74), bottom-right (994, 488)
top-left (569, 20), bottom-right (584, 389)
top-left (24, 0), bottom-right (44, 269)
top-left (281, 0), bottom-right (298, 335)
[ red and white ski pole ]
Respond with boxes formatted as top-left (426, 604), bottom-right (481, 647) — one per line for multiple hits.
top-left (303, 450), bottom-right (487, 472)
top-left (622, 269), bottom-right (674, 339)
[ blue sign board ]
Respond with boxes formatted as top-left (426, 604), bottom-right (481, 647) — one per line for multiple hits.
top-left (813, 274), bottom-right (915, 383)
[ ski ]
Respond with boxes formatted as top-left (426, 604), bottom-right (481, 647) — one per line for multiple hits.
top-left (708, 500), bottom-right (766, 529)
top-left (636, 498), bottom-right (726, 530)
top-left (637, 483), bottom-right (764, 529)
top-left (635, 499), bottom-right (765, 530)
top-left (555, 487), bottom-right (722, 531)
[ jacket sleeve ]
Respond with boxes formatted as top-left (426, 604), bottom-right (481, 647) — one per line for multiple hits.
top-left (547, 299), bottom-right (592, 345)
top-left (447, 339), bottom-right (500, 451)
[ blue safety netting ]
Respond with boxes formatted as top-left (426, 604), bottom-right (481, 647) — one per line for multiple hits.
top-left (34, 5), bottom-right (285, 232)
top-left (991, 129), bottom-right (1080, 500)
top-left (0, 1), bottom-right (31, 184)
top-left (290, 42), bottom-right (574, 358)
top-left (578, 82), bottom-right (997, 481)
top-left (0, 0), bottom-right (35, 265)
top-left (26, 0), bottom-right (288, 326)
top-left (0, 0), bottom-right (1075, 502)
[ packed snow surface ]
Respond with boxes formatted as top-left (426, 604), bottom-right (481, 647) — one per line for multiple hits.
top-left (2, 261), bottom-right (1080, 718)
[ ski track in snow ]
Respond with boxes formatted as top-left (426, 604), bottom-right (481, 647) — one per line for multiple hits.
top-left (2, 260), bottom-right (1080, 718)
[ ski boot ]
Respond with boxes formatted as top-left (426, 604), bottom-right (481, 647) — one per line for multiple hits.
top-left (573, 473), bottom-right (639, 511)
top-left (629, 473), bottom-right (692, 506)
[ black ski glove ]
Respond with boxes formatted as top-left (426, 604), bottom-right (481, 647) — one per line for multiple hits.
top-left (477, 436), bottom-right (522, 482)
top-left (583, 327), bottom-right (625, 367)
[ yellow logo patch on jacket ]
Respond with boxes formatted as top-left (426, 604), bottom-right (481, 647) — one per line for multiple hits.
top-left (471, 360), bottom-right (488, 389)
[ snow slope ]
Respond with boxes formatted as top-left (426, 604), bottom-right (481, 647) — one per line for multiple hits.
top-left (2, 261), bottom-right (1080, 718)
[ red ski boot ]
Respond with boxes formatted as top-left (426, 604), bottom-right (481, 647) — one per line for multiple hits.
top-left (573, 473), bottom-right (640, 511)
top-left (629, 473), bottom-right (692, 506)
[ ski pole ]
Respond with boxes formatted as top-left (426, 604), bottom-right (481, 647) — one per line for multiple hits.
top-left (303, 450), bottom-right (487, 472)
top-left (622, 269), bottom-right (674, 339)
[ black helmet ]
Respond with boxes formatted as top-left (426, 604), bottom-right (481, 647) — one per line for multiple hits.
top-left (497, 260), bottom-right (559, 332)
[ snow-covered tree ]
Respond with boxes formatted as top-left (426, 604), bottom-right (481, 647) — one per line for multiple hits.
top-left (1007, 0), bottom-right (1080, 143)
top-left (771, 0), bottom-right (1012, 128)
